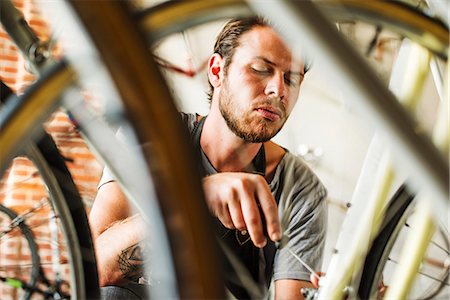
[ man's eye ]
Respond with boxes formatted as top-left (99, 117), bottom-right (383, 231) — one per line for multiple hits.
top-left (285, 75), bottom-right (303, 87)
top-left (285, 77), bottom-right (296, 86)
top-left (251, 67), bottom-right (270, 74)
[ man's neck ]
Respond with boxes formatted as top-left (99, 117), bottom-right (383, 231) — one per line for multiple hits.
top-left (200, 111), bottom-right (262, 173)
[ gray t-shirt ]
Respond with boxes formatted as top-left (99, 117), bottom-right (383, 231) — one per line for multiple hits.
top-left (99, 113), bottom-right (328, 285)
top-left (181, 113), bottom-right (327, 283)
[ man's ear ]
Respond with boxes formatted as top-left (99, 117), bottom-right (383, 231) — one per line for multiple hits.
top-left (208, 53), bottom-right (224, 88)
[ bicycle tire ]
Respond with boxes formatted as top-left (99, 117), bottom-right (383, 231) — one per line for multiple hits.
top-left (0, 1), bottom-right (226, 295)
top-left (30, 133), bottom-right (99, 299)
top-left (358, 184), bottom-right (414, 299)
top-left (1, 81), bottom-right (99, 299)
top-left (358, 185), bottom-right (449, 299)
top-left (66, 1), bottom-right (229, 298)
top-left (0, 203), bottom-right (40, 299)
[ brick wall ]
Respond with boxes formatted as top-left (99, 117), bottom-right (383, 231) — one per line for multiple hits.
top-left (0, 1), bottom-right (102, 298)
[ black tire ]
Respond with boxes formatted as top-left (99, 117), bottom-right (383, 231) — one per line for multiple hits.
top-left (358, 184), bottom-right (415, 299)
top-left (31, 133), bottom-right (99, 299)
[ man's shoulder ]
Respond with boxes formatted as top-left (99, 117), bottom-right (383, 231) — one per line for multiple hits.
top-left (280, 151), bottom-right (313, 178)
top-left (266, 141), bottom-right (308, 174)
top-left (275, 147), bottom-right (327, 197)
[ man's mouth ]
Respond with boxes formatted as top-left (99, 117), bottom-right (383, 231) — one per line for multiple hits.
top-left (256, 106), bottom-right (282, 121)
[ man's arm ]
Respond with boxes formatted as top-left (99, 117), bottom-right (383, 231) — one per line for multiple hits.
top-left (94, 214), bottom-right (148, 285)
top-left (90, 181), bottom-right (147, 286)
top-left (91, 171), bottom-right (281, 285)
top-left (275, 279), bottom-right (315, 300)
top-left (90, 181), bottom-right (132, 239)
top-left (271, 155), bottom-right (328, 300)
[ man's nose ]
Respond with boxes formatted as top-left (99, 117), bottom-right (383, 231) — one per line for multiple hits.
top-left (264, 72), bottom-right (285, 99)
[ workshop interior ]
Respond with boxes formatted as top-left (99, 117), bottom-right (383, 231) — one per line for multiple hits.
top-left (0, 0), bottom-right (448, 299)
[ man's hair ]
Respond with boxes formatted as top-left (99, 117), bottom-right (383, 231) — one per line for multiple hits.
top-left (207, 16), bottom-right (270, 102)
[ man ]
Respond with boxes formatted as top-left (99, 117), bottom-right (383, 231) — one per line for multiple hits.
top-left (90, 17), bottom-right (327, 299)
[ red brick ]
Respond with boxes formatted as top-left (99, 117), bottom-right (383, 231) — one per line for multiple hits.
top-left (10, 193), bottom-right (26, 200)
top-left (28, 19), bottom-right (46, 28)
top-left (0, 54), bottom-right (19, 62)
top-left (0, 66), bottom-right (18, 73)
top-left (0, 77), bottom-right (17, 85)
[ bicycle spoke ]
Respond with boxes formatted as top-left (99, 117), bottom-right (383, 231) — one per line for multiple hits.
top-left (0, 275), bottom-right (58, 297)
top-left (0, 200), bottom-right (50, 235)
top-left (0, 261), bottom-right (69, 271)
top-left (387, 257), bottom-right (450, 291)
top-left (405, 223), bottom-right (450, 255)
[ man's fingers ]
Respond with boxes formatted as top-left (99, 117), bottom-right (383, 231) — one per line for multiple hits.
top-left (202, 172), bottom-right (279, 246)
top-left (240, 190), bottom-right (266, 248)
top-left (255, 178), bottom-right (281, 242)
top-left (228, 198), bottom-right (246, 230)
top-left (218, 205), bottom-right (235, 229)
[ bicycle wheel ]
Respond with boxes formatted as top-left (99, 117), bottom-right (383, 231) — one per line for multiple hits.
top-left (74, 1), bottom-right (448, 296)
top-left (0, 203), bottom-right (40, 299)
top-left (1, 0), bottom-right (231, 297)
top-left (0, 136), bottom-right (99, 300)
top-left (140, 2), bottom-right (449, 298)
top-left (359, 185), bottom-right (450, 299)
top-left (0, 82), bottom-right (99, 299)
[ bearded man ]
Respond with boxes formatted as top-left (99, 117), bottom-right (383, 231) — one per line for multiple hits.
top-left (90, 17), bottom-right (327, 300)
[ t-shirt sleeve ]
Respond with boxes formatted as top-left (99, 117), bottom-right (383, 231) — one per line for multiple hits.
top-left (273, 157), bottom-right (328, 282)
top-left (97, 164), bottom-right (116, 189)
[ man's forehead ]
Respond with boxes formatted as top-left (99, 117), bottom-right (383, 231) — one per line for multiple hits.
top-left (252, 56), bottom-right (304, 75)
top-left (237, 27), bottom-right (304, 72)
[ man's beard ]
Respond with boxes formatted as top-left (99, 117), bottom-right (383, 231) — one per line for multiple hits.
top-left (218, 81), bottom-right (286, 143)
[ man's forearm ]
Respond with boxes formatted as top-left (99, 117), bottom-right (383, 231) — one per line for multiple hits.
top-left (275, 279), bottom-right (315, 300)
top-left (117, 240), bottom-right (149, 282)
top-left (94, 214), bottom-right (148, 286)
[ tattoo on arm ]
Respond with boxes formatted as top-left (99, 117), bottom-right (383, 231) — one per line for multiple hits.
top-left (117, 240), bottom-right (150, 282)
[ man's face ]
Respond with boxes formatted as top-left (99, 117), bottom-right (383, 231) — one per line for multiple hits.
top-left (218, 26), bottom-right (304, 143)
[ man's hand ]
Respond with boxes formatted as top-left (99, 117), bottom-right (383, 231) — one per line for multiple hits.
top-left (310, 272), bottom-right (325, 288)
top-left (202, 172), bottom-right (281, 247)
